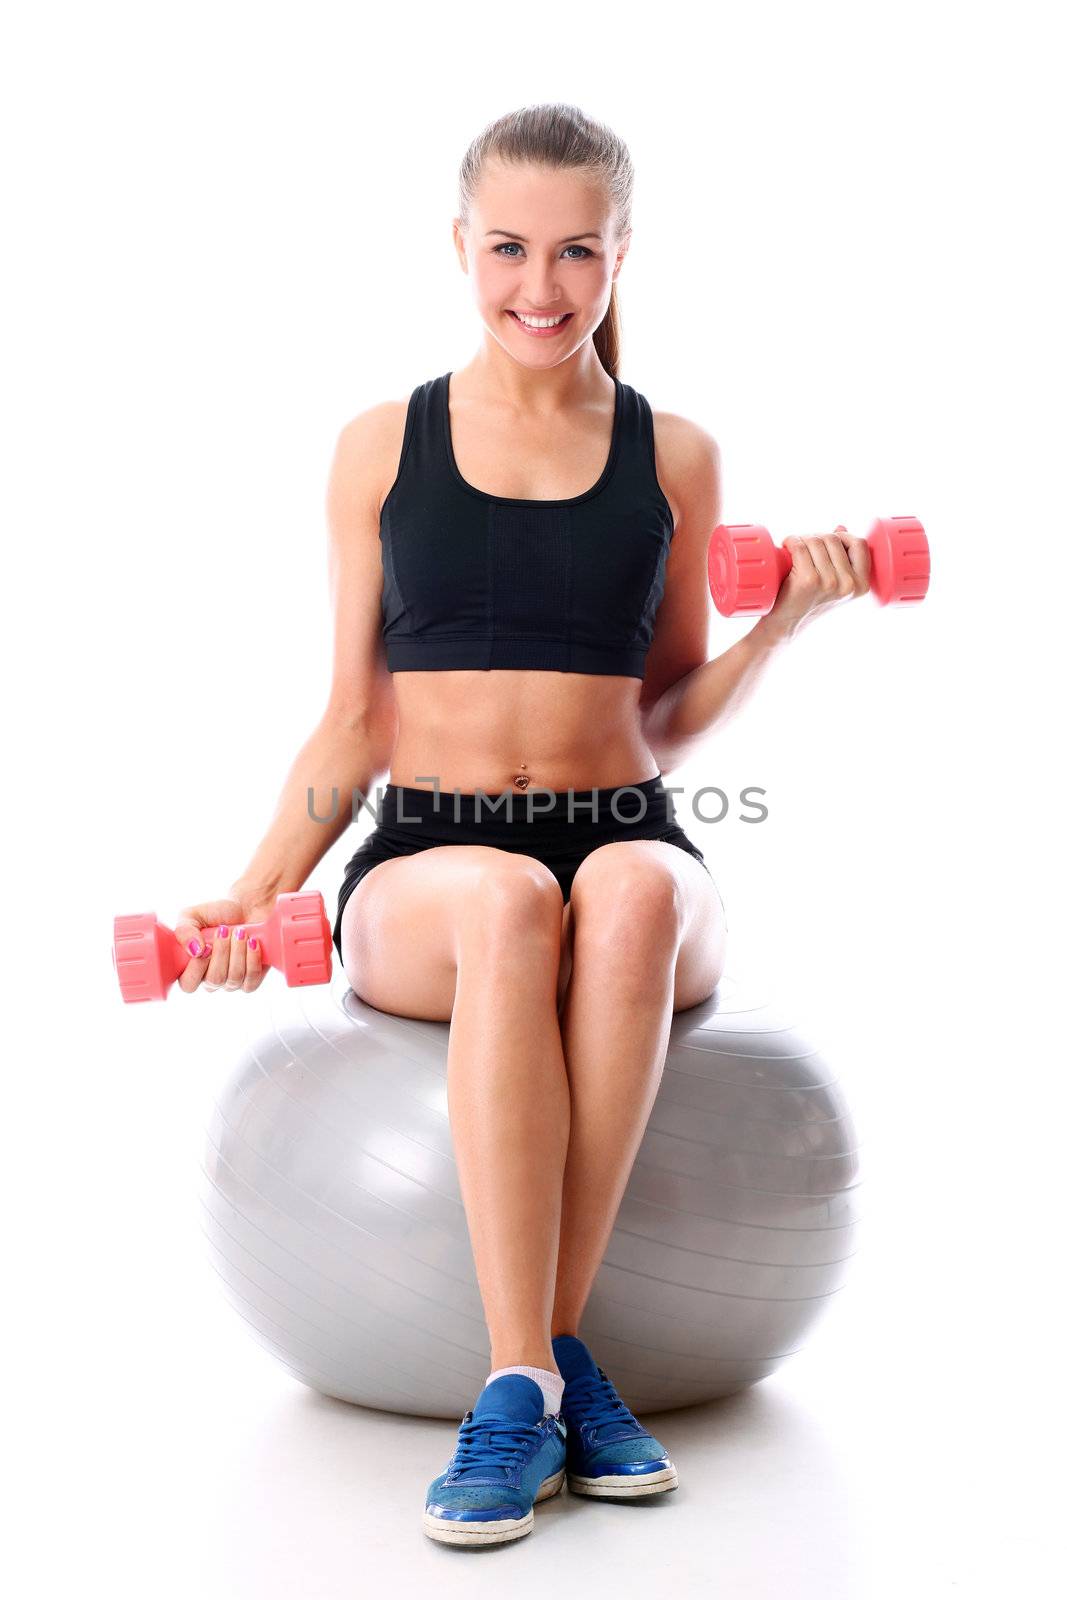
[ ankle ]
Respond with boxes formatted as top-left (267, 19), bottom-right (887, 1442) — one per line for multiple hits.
top-left (486, 1362), bottom-right (565, 1416)
top-left (490, 1349), bottom-right (559, 1375)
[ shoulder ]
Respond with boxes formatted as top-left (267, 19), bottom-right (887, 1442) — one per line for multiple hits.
top-left (643, 403), bottom-right (722, 533)
top-left (332, 394), bottom-right (416, 518)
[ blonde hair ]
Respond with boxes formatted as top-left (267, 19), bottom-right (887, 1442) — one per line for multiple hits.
top-left (457, 103), bottom-right (634, 379)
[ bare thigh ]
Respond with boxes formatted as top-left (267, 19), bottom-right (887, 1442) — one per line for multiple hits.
top-left (557, 839), bottom-right (727, 1012)
top-left (338, 845), bottom-right (566, 1020)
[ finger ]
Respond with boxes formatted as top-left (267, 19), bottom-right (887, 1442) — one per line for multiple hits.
top-left (174, 914), bottom-right (209, 994)
top-left (783, 536), bottom-right (817, 574)
top-left (782, 536), bottom-right (821, 593)
top-left (174, 912), bottom-right (207, 953)
top-left (834, 526), bottom-right (872, 594)
top-left (224, 924), bottom-right (249, 991)
top-left (243, 933), bottom-right (266, 993)
top-left (201, 922), bottom-right (231, 992)
top-left (176, 901), bottom-right (237, 940)
top-left (177, 938), bottom-right (213, 994)
top-left (820, 529), bottom-right (860, 595)
top-left (798, 536), bottom-right (840, 591)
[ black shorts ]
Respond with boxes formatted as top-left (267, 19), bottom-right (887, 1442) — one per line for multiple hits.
top-left (332, 772), bottom-right (724, 959)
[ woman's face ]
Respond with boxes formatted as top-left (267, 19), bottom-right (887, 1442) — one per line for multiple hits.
top-left (455, 161), bottom-right (628, 364)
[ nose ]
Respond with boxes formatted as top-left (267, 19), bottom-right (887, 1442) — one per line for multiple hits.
top-left (520, 268), bottom-right (564, 309)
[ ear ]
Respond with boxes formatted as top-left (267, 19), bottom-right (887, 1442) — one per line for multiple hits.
top-left (451, 217), bottom-right (469, 272)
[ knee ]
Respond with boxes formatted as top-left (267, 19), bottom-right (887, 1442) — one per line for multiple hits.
top-left (458, 852), bottom-right (565, 944)
top-left (571, 847), bottom-right (685, 955)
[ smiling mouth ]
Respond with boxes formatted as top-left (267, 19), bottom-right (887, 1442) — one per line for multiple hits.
top-left (508, 315), bottom-right (575, 334)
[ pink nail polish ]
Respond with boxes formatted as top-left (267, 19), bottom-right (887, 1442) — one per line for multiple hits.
top-left (218, 925), bottom-right (229, 938)
top-left (202, 943), bottom-right (213, 957)
top-left (187, 938), bottom-right (202, 957)
top-left (249, 937), bottom-right (258, 952)
top-left (235, 926), bottom-right (246, 941)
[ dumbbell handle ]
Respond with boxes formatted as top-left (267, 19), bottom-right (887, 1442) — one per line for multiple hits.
top-left (185, 915), bottom-right (277, 974)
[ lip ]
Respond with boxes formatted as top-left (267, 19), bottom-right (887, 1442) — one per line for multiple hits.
top-left (509, 310), bottom-right (572, 319)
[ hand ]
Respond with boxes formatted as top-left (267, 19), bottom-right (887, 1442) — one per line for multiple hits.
top-left (762, 526), bottom-right (872, 640)
top-left (173, 892), bottom-right (276, 996)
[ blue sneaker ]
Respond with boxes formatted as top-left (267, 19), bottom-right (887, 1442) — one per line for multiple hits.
top-left (552, 1334), bottom-right (678, 1499)
top-left (423, 1373), bottom-right (567, 1546)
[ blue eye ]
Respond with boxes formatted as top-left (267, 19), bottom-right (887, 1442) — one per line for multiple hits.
top-left (492, 243), bottom-right (593, 260)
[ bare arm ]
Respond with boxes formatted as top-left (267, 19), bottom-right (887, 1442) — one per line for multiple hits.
top-left (639, 417), bottom-right (794, 772)
top-left (641, 620), bottom-right (793, 772)
top-left (229, 408), bottom-right (400, 905)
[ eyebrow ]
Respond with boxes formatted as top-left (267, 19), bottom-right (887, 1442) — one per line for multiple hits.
top-left (486, 229), bottom-right (602, 244)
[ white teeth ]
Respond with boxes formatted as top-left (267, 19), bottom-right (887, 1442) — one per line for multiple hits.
top-left (514, 312), bottom-right (567, 328)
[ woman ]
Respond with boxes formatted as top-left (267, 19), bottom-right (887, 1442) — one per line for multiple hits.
top-left (175, 104), bottom-right (869, 1547)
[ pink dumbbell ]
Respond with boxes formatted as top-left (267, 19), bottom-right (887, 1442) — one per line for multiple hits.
top-left (708, 515), bottom-right (930, 617)
top-left (112, 889), bottom-right (333, 1003)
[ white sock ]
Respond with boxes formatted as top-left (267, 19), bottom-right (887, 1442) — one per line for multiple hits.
top-left (485, 1363), bottom-right (564, 1416)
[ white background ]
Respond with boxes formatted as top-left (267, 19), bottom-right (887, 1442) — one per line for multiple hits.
top-left (3, 1), bottom-right (1063, 1595)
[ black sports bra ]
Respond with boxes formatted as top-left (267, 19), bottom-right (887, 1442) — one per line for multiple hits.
top-left (377, 371), bottom-right (675, 679)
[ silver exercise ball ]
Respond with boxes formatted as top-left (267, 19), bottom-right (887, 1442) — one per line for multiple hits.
top-left (199, 967), bottom-right (862, 1419)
